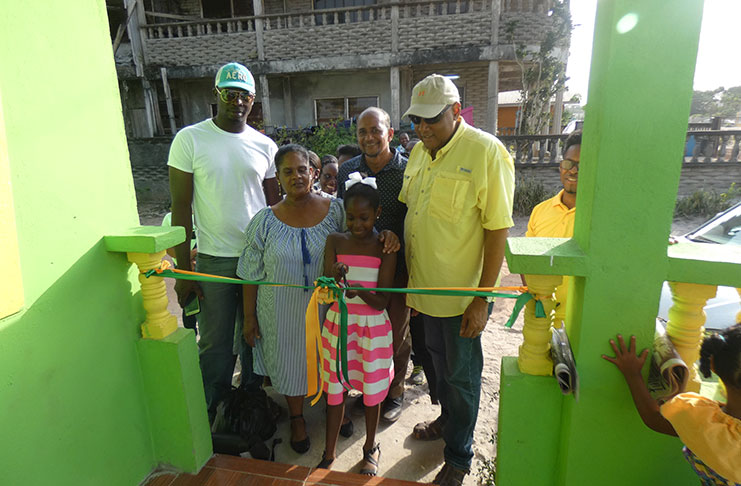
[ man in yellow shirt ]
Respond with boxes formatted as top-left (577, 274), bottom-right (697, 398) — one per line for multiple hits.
top-left (525, 130), bottom-right (581, 325)
top-left (399, 74), bottom-right (515, 486)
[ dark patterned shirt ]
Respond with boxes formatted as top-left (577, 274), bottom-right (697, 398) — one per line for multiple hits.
top-left (337, 151), bottom-right (408, 275)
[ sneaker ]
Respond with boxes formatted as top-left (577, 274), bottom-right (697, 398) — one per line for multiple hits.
top-left (409, 365), bottom-right (426, 385)
top-left (381, 394), bottom-right (403, 423)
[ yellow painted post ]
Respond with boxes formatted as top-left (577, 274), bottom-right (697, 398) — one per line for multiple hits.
top-left (736, 288), bottom-right (741, 325)
top-left (665, 281), bottom-right (717, 392)
top-left (128, 251), bottom-right (178, 339)
top-left (518, 274), bottom-right (563, 375)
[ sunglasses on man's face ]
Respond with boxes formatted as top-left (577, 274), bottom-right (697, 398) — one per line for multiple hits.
top-left (409, 105), bottom-right (452, 126)
top-left (560, 158), bottom-right (579, 171)
top-left (216, 87), bottom-right (255, 104)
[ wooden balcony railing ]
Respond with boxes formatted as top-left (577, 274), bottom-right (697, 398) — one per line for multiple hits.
top-left (498, 134), bottom-right (567, 164)
top-left (500, 0), bottom-right (553, 14)
top-left (498, 131), bottom-right (741, 165)
top-left (143, 17), bottom-right (256, 39)
top-left (141, 0), bottom-right (502, 39)
top-left (685, 130), bottom-right (741, 163)
top-left (398, 0), bottom-right (494, 18)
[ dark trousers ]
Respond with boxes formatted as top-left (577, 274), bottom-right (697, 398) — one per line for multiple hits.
top-left (388, 292), bottom-right (411, 399)
top-left (410, 313), bottom-right (437, 402)
top-left (423, 313), bottom-right (484, 471)
top-left (196, 254), bottom-right (260, 421)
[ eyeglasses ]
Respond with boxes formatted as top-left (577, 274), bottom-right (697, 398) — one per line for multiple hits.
top-left (409, 105), bottom-right (451, 125)
top-left (216, 87), bottom-right (255, 104)
top-left (560, 158), bottom-right (579, 171)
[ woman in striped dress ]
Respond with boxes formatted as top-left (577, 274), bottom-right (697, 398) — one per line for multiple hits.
top-left (237, 144), bottom-right (345, 454)
top-left (317, 174), bottom-right (395, 476)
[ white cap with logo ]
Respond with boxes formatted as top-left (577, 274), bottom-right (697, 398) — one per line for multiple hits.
top-left (403, 74), bottom-right (460, 119)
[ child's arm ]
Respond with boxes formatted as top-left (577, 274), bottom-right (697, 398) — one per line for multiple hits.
top-left (602, 334), bottom-right (678, 437)
top-left (323, 233), bottom-right (348, 280)
top-left (354, 250), bottom-right (396, 311)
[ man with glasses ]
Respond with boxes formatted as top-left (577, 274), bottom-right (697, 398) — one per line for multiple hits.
top-left (399, 74), bottom-right (515, 486)
top-left (525, 130), bottom-right (581, 326)
top-left (168, 62), bottom-right (280, 422)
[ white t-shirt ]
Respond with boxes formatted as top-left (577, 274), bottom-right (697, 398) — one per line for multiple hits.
top-left (167, 119), bottom-right (278, 257)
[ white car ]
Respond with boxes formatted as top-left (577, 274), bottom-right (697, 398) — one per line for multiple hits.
top-left (657, 202), bottom-right (741, 330)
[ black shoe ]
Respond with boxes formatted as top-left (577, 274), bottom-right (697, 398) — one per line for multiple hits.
top-left (432, 463), bottom-right (468, 486)
top-left (339, 417), bottom-right (354, 438)
top-left (316, 451), bottom-right (334, 469)
top-left (289, 415), bottom-right (310, 454)
top-left (381, 394), bottom-right (403, 423)
top-left (409, 365), bottom-right (426, 385)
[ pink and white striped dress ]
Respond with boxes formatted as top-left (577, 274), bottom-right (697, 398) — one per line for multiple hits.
top-left (321, 254), bottom-right (394, 407)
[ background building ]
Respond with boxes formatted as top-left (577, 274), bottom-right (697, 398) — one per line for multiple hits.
top-left (110, 0), bottom-right (566, 136)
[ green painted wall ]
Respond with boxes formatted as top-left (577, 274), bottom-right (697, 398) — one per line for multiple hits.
top-left (0, 2), bottom-right (157, 484)
top-left (498, 1), bottom-right (709, 484)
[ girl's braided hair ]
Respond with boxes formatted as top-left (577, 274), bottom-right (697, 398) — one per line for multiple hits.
top-left (699, 324), bottom-right (741, 389)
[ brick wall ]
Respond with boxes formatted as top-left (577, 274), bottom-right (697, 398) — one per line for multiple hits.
top-left (412, 63), bottom-right (489, 128)
top-left (264, 20), bottom-right (392, 59)
top-left (678, 164), bottom-right (741, 196)
top-left (399, 14), bottom-right (490, 52)
top-left (499, 12), bottom-right (550, 45)
top-left (143, 9), bottom-right (553, 67)
top-left (516, 163), bottom-right (741, 198)
top-left (145, 33), bottom-right (258, 65)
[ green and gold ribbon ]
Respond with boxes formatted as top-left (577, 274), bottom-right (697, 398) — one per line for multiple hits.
top-left (145, 264), bottom-right (540, 403)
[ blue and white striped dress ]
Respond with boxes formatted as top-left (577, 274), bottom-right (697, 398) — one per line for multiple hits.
top-left (237, 199), bottom-right (345, 396)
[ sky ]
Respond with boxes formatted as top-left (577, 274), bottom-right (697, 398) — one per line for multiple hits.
top-left (565, 0), bottom-right (741, 102)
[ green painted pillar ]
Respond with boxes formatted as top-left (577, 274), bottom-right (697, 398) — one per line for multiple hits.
top-left (138, 329), bottom-right (212, 472)
top-left (498, 1), bottom-right (715, 484)
top-left (560, 2), bottom-right (704, 483)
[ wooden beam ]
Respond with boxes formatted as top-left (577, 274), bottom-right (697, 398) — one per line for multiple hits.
top-left (112, 0), bottom-right (138, 55)
top-left (160, 67), bottom-right (178, 134)
top-left (144, 11), bottom-right (201, 21)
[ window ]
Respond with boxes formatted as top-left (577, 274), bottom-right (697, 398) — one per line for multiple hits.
top-left (313, 0), bottom-right (375, 23)
top-left (202, 0), bottom-right (231, 18)
top-left (315, 96), bottom-right (378, 125)
top-left (314, 0), bottom-right (375, 9)
top-left (233, 0), bottom-right (255, 17)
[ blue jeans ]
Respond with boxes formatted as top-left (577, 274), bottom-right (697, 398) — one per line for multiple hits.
top-left (196, 254), bottom-right (260, 419)
top-left (423, 312), bottom-right (484, 471)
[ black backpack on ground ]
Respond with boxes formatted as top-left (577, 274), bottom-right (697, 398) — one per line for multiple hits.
top-left (211, 386), bottom-right (281, 460)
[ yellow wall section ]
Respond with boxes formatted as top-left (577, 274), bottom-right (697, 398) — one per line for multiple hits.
top-left (0, 93), bottom-right (23, 318)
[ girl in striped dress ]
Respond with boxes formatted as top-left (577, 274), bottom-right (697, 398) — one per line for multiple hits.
top-left (317, 174), bottom-right (395, 476)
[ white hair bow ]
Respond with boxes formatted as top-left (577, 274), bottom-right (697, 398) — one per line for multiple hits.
top-left (344, 171), bottom-right (377, 191)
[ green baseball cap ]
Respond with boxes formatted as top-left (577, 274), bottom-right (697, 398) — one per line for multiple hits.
top-left (403, 74), bottom-right (460, 119)
top-left (215, 62), bottom-right (255, 94)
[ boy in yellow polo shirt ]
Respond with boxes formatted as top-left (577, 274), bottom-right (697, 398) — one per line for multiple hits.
top-left (525, 130), bottom-right (581, 325)
top-left (399, 74), bottom-right (515, 486)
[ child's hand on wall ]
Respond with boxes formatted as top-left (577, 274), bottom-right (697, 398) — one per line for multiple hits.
top-left (602, 334), bottom-right (649, 378)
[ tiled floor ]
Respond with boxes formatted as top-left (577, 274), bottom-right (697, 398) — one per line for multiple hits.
top-left (143, 455), bottom-right (425, 486)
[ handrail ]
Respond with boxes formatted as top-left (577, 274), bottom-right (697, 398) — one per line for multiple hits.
top-left (140, 0), bottom-right (495, 30)
top-left (497, 131), bottom-right (741, 164)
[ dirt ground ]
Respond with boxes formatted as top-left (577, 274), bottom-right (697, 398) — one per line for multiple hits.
top-left (138, 203), bottom-right (706, 484)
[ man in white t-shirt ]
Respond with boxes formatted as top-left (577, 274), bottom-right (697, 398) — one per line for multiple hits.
top-left (168, 62), bottom-right (280, 420)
